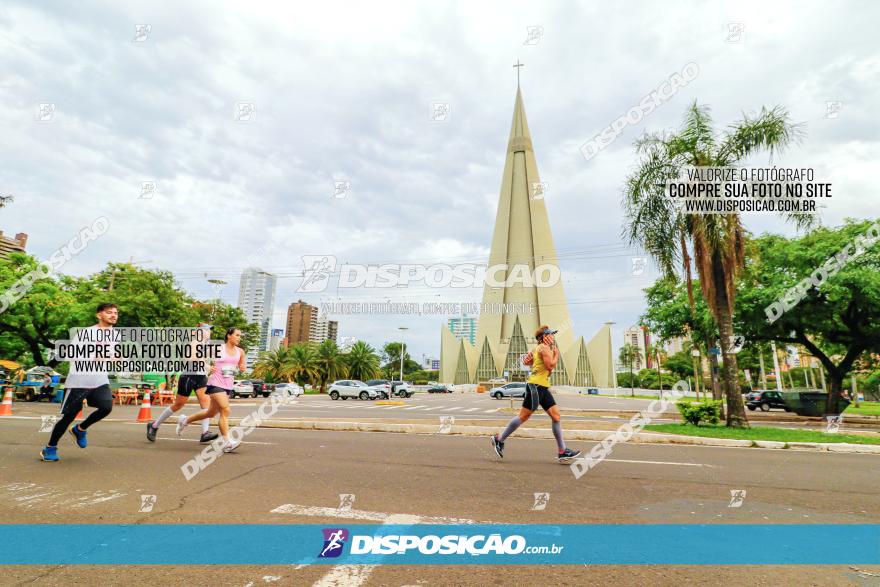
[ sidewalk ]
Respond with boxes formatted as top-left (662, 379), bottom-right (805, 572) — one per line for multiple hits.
top-left (227, 416), bottom-right (880, 455)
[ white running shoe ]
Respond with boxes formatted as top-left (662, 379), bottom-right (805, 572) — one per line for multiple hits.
top-left (222, 439), bottom-right (241, 453)
top-left (176, 415), bottom-right (188, 437)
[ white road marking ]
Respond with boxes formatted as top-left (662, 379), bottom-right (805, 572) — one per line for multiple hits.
top-left (603, 458), bottom-right (712, 467)
top-left (174, 438), bottom-right (277, 446)
top-left (461, 408), bottom-right (481, 412)
top-left (270, 504), bottom-right (477, 524)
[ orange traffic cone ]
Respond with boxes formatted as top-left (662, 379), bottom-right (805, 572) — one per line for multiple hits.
top-left (0, 387), bottom-right (13, 416)
top-left (136, 390), bottom-right (152, 422)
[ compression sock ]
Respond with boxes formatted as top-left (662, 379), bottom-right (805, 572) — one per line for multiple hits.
top-left (552, 421), bottom-right (566, 453)
top-left (153, 407), bottom-right (175, 428)
top-left (498, 416), bottom-right (523, 442)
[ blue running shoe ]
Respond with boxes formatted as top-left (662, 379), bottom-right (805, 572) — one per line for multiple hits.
top-left (557, 447), bottom-right (581, 463)
top-left (41, 446), bottom-right (59, 461)
top-left (70, 424), bottom-right (87, 448)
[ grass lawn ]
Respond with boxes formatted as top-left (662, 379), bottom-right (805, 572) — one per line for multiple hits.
top-left (643, 423), bottom-right (880, 445)
top-left (846, 401), bottom-right (880, 416)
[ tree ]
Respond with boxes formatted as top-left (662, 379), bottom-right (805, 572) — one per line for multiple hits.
top-left (736, 219), bottom-right (880, 415)
top-left (646, 342), bottom-right (668, 391)
top-left (618, 343), bottom-right (639, 396)
top-left (0, 253), bottom-right (84, 366)
top-left (381, 342), bottom-right (420, 378)
top-left (286, 343), bottom-right (320, 386)
top-left (314, 339), bottom-right (348, 393)
top-left (665, 349), bottom-right (697, 380)
top-left (345, 340), bottom-right (380, 381)
top-left (252, 347), bottom-right (293, 382)
top-left (192, 301), bottom-right (259, 354)
top-left (642, 277), bottom-right (719, 394)
top-left (623, 100), bottom-right (811, 427)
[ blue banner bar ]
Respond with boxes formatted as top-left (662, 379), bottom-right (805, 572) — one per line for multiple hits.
top-left (1, 525), bottom-right (877, 565)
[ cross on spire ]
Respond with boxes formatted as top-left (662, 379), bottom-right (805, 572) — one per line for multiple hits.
top-left (513, 60), bottom-right (524, 87)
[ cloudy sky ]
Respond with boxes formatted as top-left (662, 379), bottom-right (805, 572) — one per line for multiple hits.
top-left (1, 0), bottom-right (878, 362)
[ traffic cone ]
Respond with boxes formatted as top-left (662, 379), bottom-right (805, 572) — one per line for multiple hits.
top-left (136, 390), bottom-right (152, 422)
top-left (0, 387), bottom-right (13, 416)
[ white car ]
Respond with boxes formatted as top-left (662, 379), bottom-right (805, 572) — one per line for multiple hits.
top-left (273, 383), bottom-right (304, 398)
top-left (328, 380), bottom-right (380, 400)
top-left (231, 380), bottom-right (255, 398)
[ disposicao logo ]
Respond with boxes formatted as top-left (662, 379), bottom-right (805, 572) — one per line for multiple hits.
top-left (319, 528), bottom-right (349, 558)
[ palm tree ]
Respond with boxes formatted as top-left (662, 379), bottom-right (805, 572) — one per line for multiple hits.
top-left (647, 342), bottom-right (665, 393)
top-left (252, 347), bottom-right (292, 382)
top-left (345, 340), bottom-right (380, 381)
top-left (618, 343), bottom-right (638, 397)
top-left (623, 101), bottom-right (813, 427)
top-left (286, 343), bottom-right (320, 387)
top-left (314, 339), bottom-right (348, 393)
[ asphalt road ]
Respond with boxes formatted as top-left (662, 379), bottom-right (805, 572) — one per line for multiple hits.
top-left (2, 414), bottom-right (879, 586)
top-left (10, 392), bottom-right (876, 434)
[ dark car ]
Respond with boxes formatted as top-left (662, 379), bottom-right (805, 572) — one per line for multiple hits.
top-left (427, 384), bottom-right (452, 393)
top-left (251, 379), bottom-right (267, 397)
top-left (746, 390), bottom-right (790, 412)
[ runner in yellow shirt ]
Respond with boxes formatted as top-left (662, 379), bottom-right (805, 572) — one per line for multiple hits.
top-left (491, 325), bottom-right (581, 463)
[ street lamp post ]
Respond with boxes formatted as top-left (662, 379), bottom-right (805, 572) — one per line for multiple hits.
top-left (398, 327), bottom-right (409, 385)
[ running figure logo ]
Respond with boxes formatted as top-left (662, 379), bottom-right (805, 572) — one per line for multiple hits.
top-left (438, 416), bottom-right (454, 434)
top-left (825, 415), bottom-right (842, 434)
top-left (298, 255), bottom-right (337, 293)
top-left (728, 489), bottom-right (746, 508)
top-left (338, 494), bottom-right (355, 511)
top-left (39, 415), bottom-right (58, 432)
top-left (139, 495), bottom-right (157, 513)
top-left (319, 528), bottom-right (349, 558)
top-left (531, 492), bottom-right (550, 511)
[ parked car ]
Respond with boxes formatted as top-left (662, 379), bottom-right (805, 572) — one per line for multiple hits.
top-left (390, 380), bottom-right (413, 398)
top-left (490, 382), bottom-right (527, 399)
top-left (746, 390), bottom-right (790, 412)
top-left (427, 383), bottom-right (453, 393)
top-left (328, 380), bottom-right (380, 401)
top-left (365, 379), bottom-right (413, 398)
top-left (231, 380), bottom-right (256, 398)
top-left (366, 379), bottom-right (393, 399)
top-left (251, 379), bottom-right (268, 397)
top-left (273, 382), bottom-right (303, 398)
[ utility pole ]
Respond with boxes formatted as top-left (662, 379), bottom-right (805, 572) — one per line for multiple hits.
top-left (770, 341), bottom-right (783, 392)
top-left (398, 327), bottom-right (408, 384)
top-left (758, 345), bottom-right (768, 390)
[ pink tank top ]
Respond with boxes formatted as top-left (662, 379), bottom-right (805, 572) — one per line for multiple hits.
top-left (207, 344), bottom-right (241, 390)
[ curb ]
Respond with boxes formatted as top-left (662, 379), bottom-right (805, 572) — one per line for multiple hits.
top-left (229, 418), bottom-right (880, 455)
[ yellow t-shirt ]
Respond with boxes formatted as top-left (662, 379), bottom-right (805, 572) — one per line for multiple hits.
top-left (527, 343), bottom-right (552, 387)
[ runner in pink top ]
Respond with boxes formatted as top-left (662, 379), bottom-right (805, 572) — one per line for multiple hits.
top-left (207, 343), bottom-right (242, 390)
top-left (178, 327), bottom-right (246, 453)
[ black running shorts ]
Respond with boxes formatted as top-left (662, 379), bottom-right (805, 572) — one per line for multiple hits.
top-left (177, 375), bottom-right (208, 397)
top-left (206, 385), bottom-right (231, 395)
top-left (522, 383), bottom-right (556, 412)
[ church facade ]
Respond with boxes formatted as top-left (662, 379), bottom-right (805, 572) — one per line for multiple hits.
top-left (439, 87), bottom-right (615, 388)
